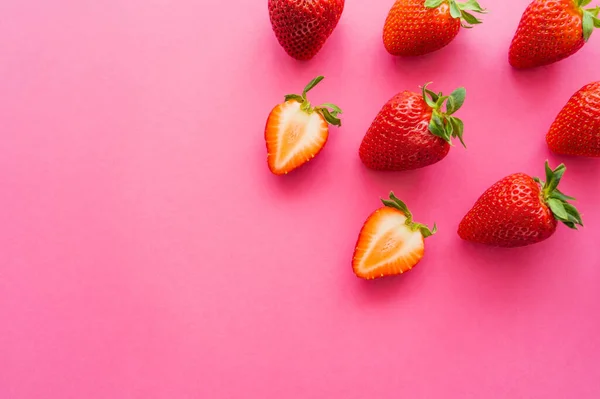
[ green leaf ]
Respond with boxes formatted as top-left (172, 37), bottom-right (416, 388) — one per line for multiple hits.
top-left (429, 119), bottom-right (446, 139)
top-left (419, 223), bottom-right (437, 238)
top-left (563, 203), bottom-right (583, 226)
top-left (449, 117), bottom-right (466, 148)
top-left (424, 0), bottom-right (445, 8)
top-left (580, 0), bottom-right (593, 7)
top-left (549, 189), bottom-right (576, 202)
top-left (302, 76), bottom-right (324, 97)
top-left (459, 0), bottom-right (486, 12)
top-left (386, 192), bottom-right (413, 220)
top-left (461, 10), bottom-right (482, 26)
top-left (318, 108), bottom-right (342, 127)
top-left (432, 112), bottom-right (444, 128)
top-left (319, 103), bottom-right (343, 115)
top-left (544, 161), bottom-right (554, 186)
top-left (425, 89), bottom-right (439, 103)
top-left (545, 163), bottom-right (566, 193)
top-left (384, 193), bottom-right (436, 238)
top-left (284, 94), bottom-right (305, 103)
top-left (381, 199), bottom-right (403, 213)
top-left (422, 82), bottom-right (437, 108)
top-left (553, 163), bottom-right (566, 179)
top-left (429, 113), bottom-right (449, 141)
top-left (447, 96), bottom-right (456, 114)
top-left (447, 87), bottom-right (466, 114)
top-left (435, 95), bottom-right (449, 109)
top-left (594, 15), bottom-right (600, 28)
top-left (536, 162), bottom-right (582, 228)
top-left (449, 0), bottom-right (462, 18)
top-left (424, 96), bottom-right (437, 108)
top-left (583, 10), bottom-right (594, 42)
top-left (547, 198), bottom-right (569, 220)
top-left (430, 223), bottom-right (438, 235)
top-left (445, 115), bottom-right (454, 139)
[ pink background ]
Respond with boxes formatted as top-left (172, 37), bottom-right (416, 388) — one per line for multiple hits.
top-left (1, 0), bottom-right (600, 397)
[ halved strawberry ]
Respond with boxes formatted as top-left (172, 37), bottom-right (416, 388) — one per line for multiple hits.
top-left (265, 76), bottom-right (342, 175)
top-left (353, 193), bottom-right (437, 280)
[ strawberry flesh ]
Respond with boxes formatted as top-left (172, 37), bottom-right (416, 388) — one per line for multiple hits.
top-left (353, 207), bottom-right (425, 280)
top-left (353, 193), bottom-right (436, 280)
top-left (265, 101), bottom-right (329, 175)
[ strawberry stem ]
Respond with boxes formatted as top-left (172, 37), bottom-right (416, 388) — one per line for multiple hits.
top-left (534, 161), bottom-right (583, 229)
top-left (284, 76), bottom-right (343, 127)
top-left (421, 83), bottom-right (467, 148)
top-left (381, 192), bottom-right (437, 238)
top-left (425, 0), bottom-right (487, 28)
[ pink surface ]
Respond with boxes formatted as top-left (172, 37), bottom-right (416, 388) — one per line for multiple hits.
top-left (1, 0), bottom-right (600, 397)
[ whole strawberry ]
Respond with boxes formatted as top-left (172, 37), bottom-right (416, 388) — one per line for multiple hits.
top-left (268, 0), bottom-right (344, 60)
top-left (359, 83), bottom-right (467, 171)
top-left (547, 81), bottom-right (600, 157)
top-left (383, 0), bottom-right (487, 56)
top-left (509, 0), bottom-right (600, 69)
top-left (458, 162), bottom-right (583, 248)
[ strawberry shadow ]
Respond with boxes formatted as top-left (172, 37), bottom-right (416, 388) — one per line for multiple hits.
top-left (258, 27), bottom-right (313, 84)
top-left (383, 32), bottom-right (477, 80)
top-left (354, 157), bottom-right (442, 200)
top-left (507, 64), bottom-right (563, 101)
top-left (454, 236), bottom-right (547, 286)
top-left (260, 148), bottom-right (335, 198)
top-left (351, 268), bottom-right (422, 303)
top-left (546, 152), bottom-right (600, 175)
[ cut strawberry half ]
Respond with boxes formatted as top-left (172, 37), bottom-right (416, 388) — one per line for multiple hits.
top-left (265, 76), bottom-right (342, 175)
top-left (353, 193), bottom-right (437, 280)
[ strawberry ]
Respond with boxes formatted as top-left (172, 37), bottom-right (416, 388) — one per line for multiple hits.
top-left (359, 83), bottom-right (467, 171)
top-left (509, 0), bottom-right (600, 69)
top-left (383, 0), bottom-right (487, 57)
top-left (353, 192), bottom-right (436, 280)
top-left (458, 162), bottom-right (583, 248)
top-left (265, 76), bottom-right (342, 175)
top-left (268, 0), bottom-right (345, 60)
top-left (547, 81), bottom-right (600, 157)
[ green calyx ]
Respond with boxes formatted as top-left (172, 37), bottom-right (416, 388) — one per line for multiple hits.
top-left (533, 161), bottom-right (583, 230)
top-left (424, 0), bottom-right (487, 28)
top-left (577, 0), bottom-right (600, 42)
top-left (284, 76), bottom-right (343, 127)
top-left (421, 83), bottom-right (467, 147)
top-left (381, 192), bottom-right (437, 238)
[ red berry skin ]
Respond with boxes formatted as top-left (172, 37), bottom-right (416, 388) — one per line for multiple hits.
top-left (268, 0), bottom-right (344, 61)
top-left (458, 173), bottom-right (558, 247)
top-left (359, 91), bottom-right (450, 171)
top-left (547, 81), bottom-right (600, 157)
top-left (509, 0), bottom-right (585, 69)
top-left (383, 0), bottom-right (461, 56)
